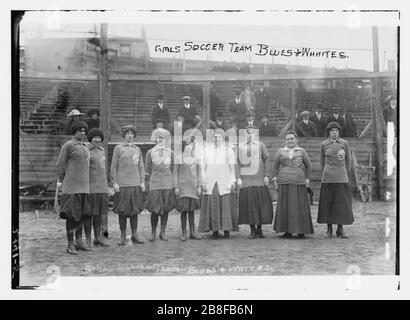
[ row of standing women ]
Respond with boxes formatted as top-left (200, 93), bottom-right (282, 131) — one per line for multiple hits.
top-left (56, 120), bottom-right (354, 255)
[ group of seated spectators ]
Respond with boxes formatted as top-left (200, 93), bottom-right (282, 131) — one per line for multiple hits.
top-left (295, 105), bottom-right (358, 138)
top-left (66, 87), bottom-right (396, 139)
top-left (65, 108), bottom-right (100, 136)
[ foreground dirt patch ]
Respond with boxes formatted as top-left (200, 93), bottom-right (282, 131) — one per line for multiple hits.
top-left (18, 200), bottom-right (396, 286)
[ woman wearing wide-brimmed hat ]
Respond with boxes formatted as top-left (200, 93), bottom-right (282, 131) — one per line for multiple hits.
top-left (110, 125), bottom-right (146, 245)
top-left (198, 128), bottom-right (238, 240)
top-left (317, 121), bottom-right (354, 238)
top-left (56, 120), bottom-right (91, 254)
top-left (65, 109), bottom-right (85, 135)
top-left (145, 128), bottom-right (176, 241)
top-left (271, 131), bottom-right (314, 239)
top-left (87, 128), bottom-right (110, 247)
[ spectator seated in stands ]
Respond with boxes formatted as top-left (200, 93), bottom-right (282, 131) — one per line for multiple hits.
top-left (254, 86), bottom-right (269, 121)
top-left (245, 111), bottom-right (257, 129)
top-left (296, 111), bottom-right (318, 137)
top-left (383, 96), bottom-right (397, 136)
top-left (86, 109), bottom-right (100, 131)
top-left (65, 109), bottom-right (85, 135)
top-left (210, 112), bottom-right (229, 131)
top-left (258, 114), bottom-right (276, 137)
top-left (56, 89), bottom-right (70, 111)
top-left (227, 88), bottom-right (248, 129)
top-left (327, 107), bottom-right (344, 129)
top-left (309, 104), bottom-right (327, 137)
top-left (339, 107), bottom-right (357, 137)
top-left (154, 118), bottom-right (165, 130)
top-left (240, 84), bottom-right (256, 113)
top-left (151, 94), bottom-right (171, 130)
top-left (177, 96), bottom-right (199, 131)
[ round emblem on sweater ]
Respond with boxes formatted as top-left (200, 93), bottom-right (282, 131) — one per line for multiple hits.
top-left (190, 164), bottom-right (197, 176)
top-left (132, 152), bottom-right (139, 165)
top-left (293, 155), bottom-right (303, 166)
top-left (100, 156), bottom-right (106, 169)
top-left (337, 149), bottom-right (345, 161)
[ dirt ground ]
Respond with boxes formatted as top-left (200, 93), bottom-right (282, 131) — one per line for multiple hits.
top-left (18, 199), bottom-right (396, 287)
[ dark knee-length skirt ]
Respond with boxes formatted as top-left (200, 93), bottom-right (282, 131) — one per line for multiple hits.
top-left (176, 196), bottom-right (200, 213)
top-left (60, 193), bottom-right (90, 222)
top-left (113, 186), bottom-right (144, 217)
top-left (146, 189), bottom-right (176, 215)
top-left (198, 183), bottom-right (238, 232)
top-left (88, 193), bottom-right (109, 216)
top-left (238, 186), bottom-right (273, 225)
top-left (317, 183), bottom-right (354, 225)
top-left (273, 184), bottom-right (314, 234)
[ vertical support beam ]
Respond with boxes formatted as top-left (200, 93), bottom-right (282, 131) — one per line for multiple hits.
top-left (371, 79), bottom-right (384, 200)
top-left (372, 26), bottom-right (380, 72)
top-left (290, 80), bottom-right (297, 131)
top-left (202, 81), bottom-right (210, 128)
top-left (99, 23), bottom-right (109, 174)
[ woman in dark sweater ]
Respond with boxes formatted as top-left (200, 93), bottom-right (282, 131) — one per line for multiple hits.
top-left (87, 128), bottom-right (110, 247)
top-left (145, 128), bottom-right (177, 242)
top-left (56, 120), bottom-right (91, 254)
top-left (317, 122), bottom-right (354, 238)
top-left (237, 127), bottom-right (273, 239)
top-left (175, 130), bottom-right (202, 241)
top-left (110, 125), bottom-right (146, 245)
top-left (271, 131), bottom-right (314, 238)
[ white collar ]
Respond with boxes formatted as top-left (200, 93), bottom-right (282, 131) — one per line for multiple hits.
top-left (184, 104), bottom-right (190, 109)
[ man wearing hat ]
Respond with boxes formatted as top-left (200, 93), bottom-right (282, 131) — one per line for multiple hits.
top-left (177, 96), bottom-right (199, 132)
top-left (151, 94), bottom-right (171, 130)
top-left (259, 114), bottom-right (276, 137)
top-left (210, 112), bottom-right (229, 131)
top-left (65, 109), bottom-right (85, 135)
top-left (296, 111), bottom-right (318, 137)
top-left (227, 88), bottom-right (247, 129)
top-left (86, 109), bottom-right (100, 131)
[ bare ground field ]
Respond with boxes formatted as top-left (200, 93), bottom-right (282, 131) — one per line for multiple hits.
top-left (18, 199), bottom-right (396, 287)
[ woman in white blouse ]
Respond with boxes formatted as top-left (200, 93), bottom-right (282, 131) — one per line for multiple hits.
top-left (198, 128), bottom-right (238, 239)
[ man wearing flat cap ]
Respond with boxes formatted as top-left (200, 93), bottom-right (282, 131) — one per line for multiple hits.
top-left (177, 96), bottom-right (199, 132)
top-left (296, 110), bottom-right (318, 137)
top-left (227, 88), bottom-right (247, 129)
top-left (151, 94), bottom-right (171, 130)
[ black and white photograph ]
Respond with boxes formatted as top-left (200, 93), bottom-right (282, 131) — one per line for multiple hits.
top-left (5, 3), bottom-right (406, 300)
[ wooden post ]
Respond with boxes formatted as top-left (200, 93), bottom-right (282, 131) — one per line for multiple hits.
top-left (99, 23), bottom-right (109, 174)
top-left (291, 80), bottom-right (297, 131)
top-left (372, 26), bottom-right (380, 72)
top-left (202, 82), bottom-right (210, 127)
top-left (371, 79), bottom-right (384, 200)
